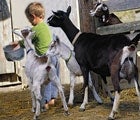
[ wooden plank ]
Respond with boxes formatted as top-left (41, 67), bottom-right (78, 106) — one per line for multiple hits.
top-left (0, 81), bottom-right (21, 87)
top-left (104, 0), bottom-right (140, 12)
top-left (96, 20), bottom-right (140, 35)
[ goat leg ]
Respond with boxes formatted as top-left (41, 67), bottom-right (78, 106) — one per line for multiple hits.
top-left (88, 72), bottom-right (103, 104)
top-left (108, 91), bottom-right (120, 120)
top-left (48, 64), bottom-right (69, 115)
top-left (68, 73), bottom-right (76, 107)
top-left (79, 86), bottom-right (88, 111)
top-left (32, 84), bottom-right (42, 119)
top-left (134, 78), bottom-right (140, 111)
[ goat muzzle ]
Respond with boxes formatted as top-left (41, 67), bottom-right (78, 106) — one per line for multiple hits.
top-left (128, 44), bottom-right (136, 51)
top-left (46, 66), bottom-right (51, 72)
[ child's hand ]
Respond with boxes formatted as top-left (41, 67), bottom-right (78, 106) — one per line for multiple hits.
top-left (10, 41), bottom-right (20, 50)
top-left (10, 41), bottom-right (19, 46)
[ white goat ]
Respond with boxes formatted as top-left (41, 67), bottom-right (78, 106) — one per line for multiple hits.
top-left (13, 28), bottom-right (69, 120)
top-left (47, 35), bottom-right (104, 110)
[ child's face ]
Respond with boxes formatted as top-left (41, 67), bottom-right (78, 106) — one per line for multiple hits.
top-left (26, 14), bottom-right (35, 26)
top-left (28, 14), bottom-right (39, 26)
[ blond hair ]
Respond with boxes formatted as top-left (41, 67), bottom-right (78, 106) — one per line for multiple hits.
top-left (25, 2), bottom-right (45, 20)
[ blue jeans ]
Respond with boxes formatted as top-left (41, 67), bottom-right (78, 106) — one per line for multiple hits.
top-left (43, 56), bottom-right (60, 104)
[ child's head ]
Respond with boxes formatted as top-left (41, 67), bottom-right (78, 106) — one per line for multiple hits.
top-left (25, 2), bottom-right (45, 25)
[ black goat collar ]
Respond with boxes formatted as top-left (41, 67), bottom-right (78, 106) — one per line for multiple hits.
top-left (72, 31), bottom-right (82, 45)
top-left (26, 48), bottom-right (33, 54)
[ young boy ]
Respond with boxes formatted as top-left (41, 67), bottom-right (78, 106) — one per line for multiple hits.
top-left (12, 2), bottom-right (59, 109)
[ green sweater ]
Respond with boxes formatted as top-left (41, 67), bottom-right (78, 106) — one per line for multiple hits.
top-left (19, 22), bottom-right (52, 56)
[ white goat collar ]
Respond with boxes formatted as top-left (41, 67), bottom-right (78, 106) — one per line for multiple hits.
top-left (72, 31), bottom-right (82, 45)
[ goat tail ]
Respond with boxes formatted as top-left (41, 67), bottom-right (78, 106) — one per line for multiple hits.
top-left (131, 33), bottom-right (140, 46)
top-left (84, 72), bottom-right (91, 91)
top-left (81, 72), bottom-right (89, 93)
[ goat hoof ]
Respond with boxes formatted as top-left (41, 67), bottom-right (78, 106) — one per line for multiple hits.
top-left (79, 108), bottom-right (85, 112)
top-left (22, 85), bottom-right (29, 90)
top-left (33, 115), bottom-right (39, 120)
top-left (110, 98), bottom-right (114, 102)
top-left (68, 104), bottom-right (74, 108)
top-left (32, 108), bottom-right (36, 113)
top-left (108, 111), bottom-right (118, 120)
top-left (97, 102), bottom-right (103, 105)
top-left (63, 111), bottom-right (70, 116)
top-left (41, 107), bottom-right (47, 112)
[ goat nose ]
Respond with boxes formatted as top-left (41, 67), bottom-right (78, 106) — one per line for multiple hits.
top-left (46, 66), bottom-right (51, 72)
top-left (128, 44), bottom-right (136, 51)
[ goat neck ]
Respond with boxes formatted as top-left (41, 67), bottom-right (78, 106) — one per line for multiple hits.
top-left (61, 18), bottom-right (79, 43)
top-left (59, 42), bottom-right (72, 61)
top-left (19, 28), bottom-right (34, 54)
top-left (24, 37), bottom-right (34, 54)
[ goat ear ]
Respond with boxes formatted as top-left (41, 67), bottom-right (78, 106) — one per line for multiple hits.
top-left (102, 6), bottom-right (108, 11)
top-left (67, 6), bottom-right (71, 16)
top-left (53, 34), bottom-right (59, 44)
top-left (56, 36), bottom-right (60, 44)
top-left (52, 11), bottom-right (57, 15)
top-left (102, 4), bottom-right (108, 11)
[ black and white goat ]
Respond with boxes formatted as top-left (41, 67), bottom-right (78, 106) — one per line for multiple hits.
top-left (13, 28), bottom-right (69, 120)
top-left (47, 35), bottom-right (103, 107)
top-left (90, 2), bottom-right (122, 25)
top-left (47, 6), bottom-right (140, 119)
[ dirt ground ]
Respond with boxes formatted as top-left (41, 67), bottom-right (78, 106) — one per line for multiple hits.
top-left (0, 84), bottom-right (140, 120)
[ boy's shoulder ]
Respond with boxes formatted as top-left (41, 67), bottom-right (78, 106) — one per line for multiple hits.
top-left (32, 22), bottom-right (49, 32)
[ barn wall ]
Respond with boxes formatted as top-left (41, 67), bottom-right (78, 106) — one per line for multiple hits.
top-left (0, 0), bottom-right (82, 85)
top-left (0, 0), bottom-right (15, 74)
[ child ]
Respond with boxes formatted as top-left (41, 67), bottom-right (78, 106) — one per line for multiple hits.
top-left (12, 2), bottom-right (59, 109)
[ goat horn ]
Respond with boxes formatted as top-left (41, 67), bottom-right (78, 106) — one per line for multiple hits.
top-left (52, 11), bottom-right (60, 18)
top-left (52, 11), bottom-right (57, 15)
